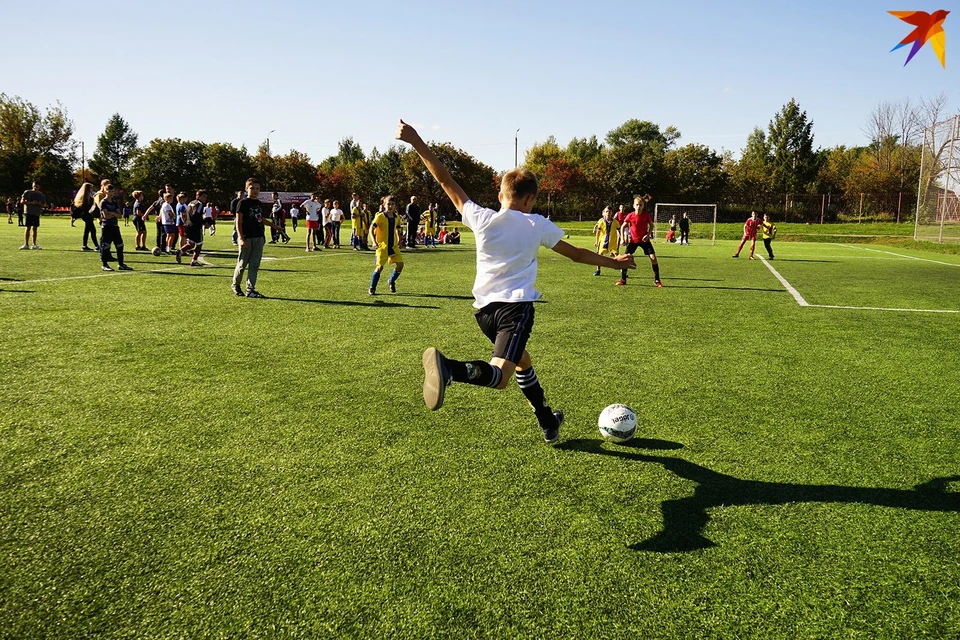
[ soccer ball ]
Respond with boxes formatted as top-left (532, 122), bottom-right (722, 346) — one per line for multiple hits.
top-left (151, 246), bottom-right (162, 256)
top-left (598, 404), bottom-right (637, 443)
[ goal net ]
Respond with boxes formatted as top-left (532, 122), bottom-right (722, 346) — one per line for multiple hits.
top-left (653, 203), bottom-right (717, 245)
top-left (916, 115), bottom-right (960, 243)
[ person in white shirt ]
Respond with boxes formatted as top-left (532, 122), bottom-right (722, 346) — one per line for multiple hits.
top-left (203, 202), bottom-right (214, 236)
top-left (301, 193), bottom-right (323, 252)
top-left (290, 202), bottom-right (300, 232)
top-left (159, 193), bottom-right (178, 254)
top-left (397, 120), bottom-right (636, 444)
top-left (321, 199), bottom-right (333, 248)
top-left (329, 200), bottom-right (344, 248)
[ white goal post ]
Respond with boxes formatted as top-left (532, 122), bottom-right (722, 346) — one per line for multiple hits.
top-left (916, 114), bottom-right (960, 244)
top-left (654, 203), bottom-right (717, 245)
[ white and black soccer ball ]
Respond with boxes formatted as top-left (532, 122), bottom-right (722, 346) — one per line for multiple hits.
top-left (151, 246), bottom-right (162, 257)
top-left (598, 404), bottom-right (637, 443)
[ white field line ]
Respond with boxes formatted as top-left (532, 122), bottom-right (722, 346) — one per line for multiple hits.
top-left (841, 244), bottom-right (960, 267)
top-left (758, 257), bottom-right (809, 306)
top-left (5, 251), bottom-right (347, 286)
top-left (758, 256), bottom-right (958, 314)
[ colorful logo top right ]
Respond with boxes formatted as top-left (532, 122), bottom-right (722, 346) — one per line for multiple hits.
top-left (889, 10), bottom-right (949, 68)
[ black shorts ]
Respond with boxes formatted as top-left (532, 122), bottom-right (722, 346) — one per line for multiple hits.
top-left (25, 214), bottom-right (40, 228)
top-left (475, 301), bottom-right (535, 365)
top-left (133, 217), bottom-right (146, 232)
top-left (186, 228), bottom-right (203, 243)
top-left (626, 241), bottom-right (655, 257)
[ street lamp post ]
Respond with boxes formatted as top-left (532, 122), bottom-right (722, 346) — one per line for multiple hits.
top-left (265, 129), bottom-right (275, 189)
top-left (515, 128), bottom-right (520, 168)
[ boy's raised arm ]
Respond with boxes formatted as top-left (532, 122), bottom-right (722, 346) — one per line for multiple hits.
top-left (396, 119), bottom-right (469, 214)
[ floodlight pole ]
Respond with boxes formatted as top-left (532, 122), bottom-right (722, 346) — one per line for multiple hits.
top-left (515, 128), bottom-right (520, 168)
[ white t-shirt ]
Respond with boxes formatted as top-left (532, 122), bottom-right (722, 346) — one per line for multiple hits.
top-left (203, 205), bottom-right (213, 219)
top-left (461, 200), bottom-right (565, 309)
top-left (160, 202), bottom-right (176, 226)
top-left (302, 200), bottom-right (321, 221)
top-left (290, 206), bottom-right (299, 218)
top-left (329, 208), bottom-right (344, 222)
top-left (321, 207), bottom-right (331, 224)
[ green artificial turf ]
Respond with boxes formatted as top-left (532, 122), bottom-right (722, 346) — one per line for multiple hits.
top-left (1, 219), bottom-right (959, 638)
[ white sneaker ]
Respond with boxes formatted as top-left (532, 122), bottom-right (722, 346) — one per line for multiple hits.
top-left (19, 244), bottom-right (29, 250)
top-left (31, 245), bottom-right (41, 250)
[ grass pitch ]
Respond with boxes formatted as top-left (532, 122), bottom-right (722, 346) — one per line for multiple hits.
top-left (1, 219), bottom-right (959, 638)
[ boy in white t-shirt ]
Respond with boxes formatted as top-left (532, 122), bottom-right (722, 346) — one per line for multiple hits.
top-left (397, 120), bottom-right (636, 443)
top-left (301, 194), bottom-right (323, 252)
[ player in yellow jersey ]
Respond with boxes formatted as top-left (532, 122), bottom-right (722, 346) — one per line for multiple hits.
top-left (369, 195), bottom-right (404, 294)
top-left (760, 213), bottom-right (777, 260)
top-left (592, 206), bottom-right (621, 276)
top-left (421, 203), bottom-right (439, 247)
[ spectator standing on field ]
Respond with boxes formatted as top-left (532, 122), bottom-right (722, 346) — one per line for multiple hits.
top-left (269, 192), bottom-right (282, 243)
top-left (289, 201), bottom-right (299, 232)
top-left (678, 212), bottom-right (690, 245)
top-left (232, 177), bottom-right (284, 298)
top-left (19, 181), bottom-right (45, 250)
top-left (73, 182), bottom-right (98, 251)
top-left (321, 199), bottom-right (333, 248)
top-left (404, 195), bottom-right (421, 249)
top-left (6, 197), bottom-right (14, 224)
top-left (301, 193), bottom-right (322, 252)
top-left (230, 189), bottom-right (243, 245)
top-left (330, 200), bottom-right (344, 248)
top-left (98, 184), bottom-right (132, 271)
top-left (131, 190), bottom-right (148, 251)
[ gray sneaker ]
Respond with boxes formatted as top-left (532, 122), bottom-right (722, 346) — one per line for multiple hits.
top-left (422, 347), bottom-right (450, 410)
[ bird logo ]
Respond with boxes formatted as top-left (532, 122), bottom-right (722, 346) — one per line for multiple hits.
top-left (889, 10), bottom-right (949, 68)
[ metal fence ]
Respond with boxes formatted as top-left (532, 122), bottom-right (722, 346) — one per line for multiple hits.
top-left (916, 115), bottom-right (960, 243)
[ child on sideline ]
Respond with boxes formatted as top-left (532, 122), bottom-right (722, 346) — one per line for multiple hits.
top-left (368, 195), bottom-right (404, 295)
top-left (396, 119), bottom-right (636, 444)
top-left (592, 206), bottom-right (620, 276)
top-left (617, 195), bottom-right (662, 287)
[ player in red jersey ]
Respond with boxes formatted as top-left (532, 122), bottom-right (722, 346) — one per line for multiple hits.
top-left (733, 211), bottom-right (760, 259)
top-left (617, 194), bottom-right (662, 287)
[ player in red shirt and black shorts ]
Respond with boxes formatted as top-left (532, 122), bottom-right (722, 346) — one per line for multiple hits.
top-left (617, 194), bottom-right (662, 287)
top-left (733, 211), bottom-right (760, 259)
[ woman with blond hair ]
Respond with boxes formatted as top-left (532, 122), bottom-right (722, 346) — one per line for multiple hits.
top-left (73, 182), bottom-right (99, 251)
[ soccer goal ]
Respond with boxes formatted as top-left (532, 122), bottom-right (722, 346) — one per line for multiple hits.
top-left (916, 114), bottom-right (960, 244)
top-left (654, 203), bottom-right (717, 245)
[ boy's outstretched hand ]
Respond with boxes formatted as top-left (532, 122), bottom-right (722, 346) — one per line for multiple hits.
top-left (396, 119), bottom-right (422, 146)
top-left (614, 254), bottom-right (637, 270)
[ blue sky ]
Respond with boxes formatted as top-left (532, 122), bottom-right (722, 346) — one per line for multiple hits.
top-left (3, 0), bottom-right (957, 171)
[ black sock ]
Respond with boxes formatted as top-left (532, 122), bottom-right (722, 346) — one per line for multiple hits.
top-left (448, 359), bottom-right (502, 388)
top-left (620, 268), bottom-right (627, 280)
top-left (653, 263), bottom-right (660, 281)
top-left (515, 367), bottom-right (555, 428)
top-left (117, 247), bottom-right (124, 264)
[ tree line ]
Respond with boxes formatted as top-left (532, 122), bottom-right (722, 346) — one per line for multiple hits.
top-left (0, 92), bottom-right (951, 221)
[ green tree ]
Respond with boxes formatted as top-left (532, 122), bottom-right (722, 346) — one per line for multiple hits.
top-left (767, 98), bottom-right (818, 194)
top-left (603, 119), bottom-right (679, 204)
top-left (566, 135), bottom-right (604, 163)
top-left (89, 114), bottom-right (138, 186)
top-left (663, 143), bottom-right (728, 202)
top-left (128, 138), bottom-right (206, 194)
top-left (271, 150), bottom-right (318, 192)
top-left (0, 93), bottom-right (76, 195)
top-left (203, 142), bottom-right (253, 205)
